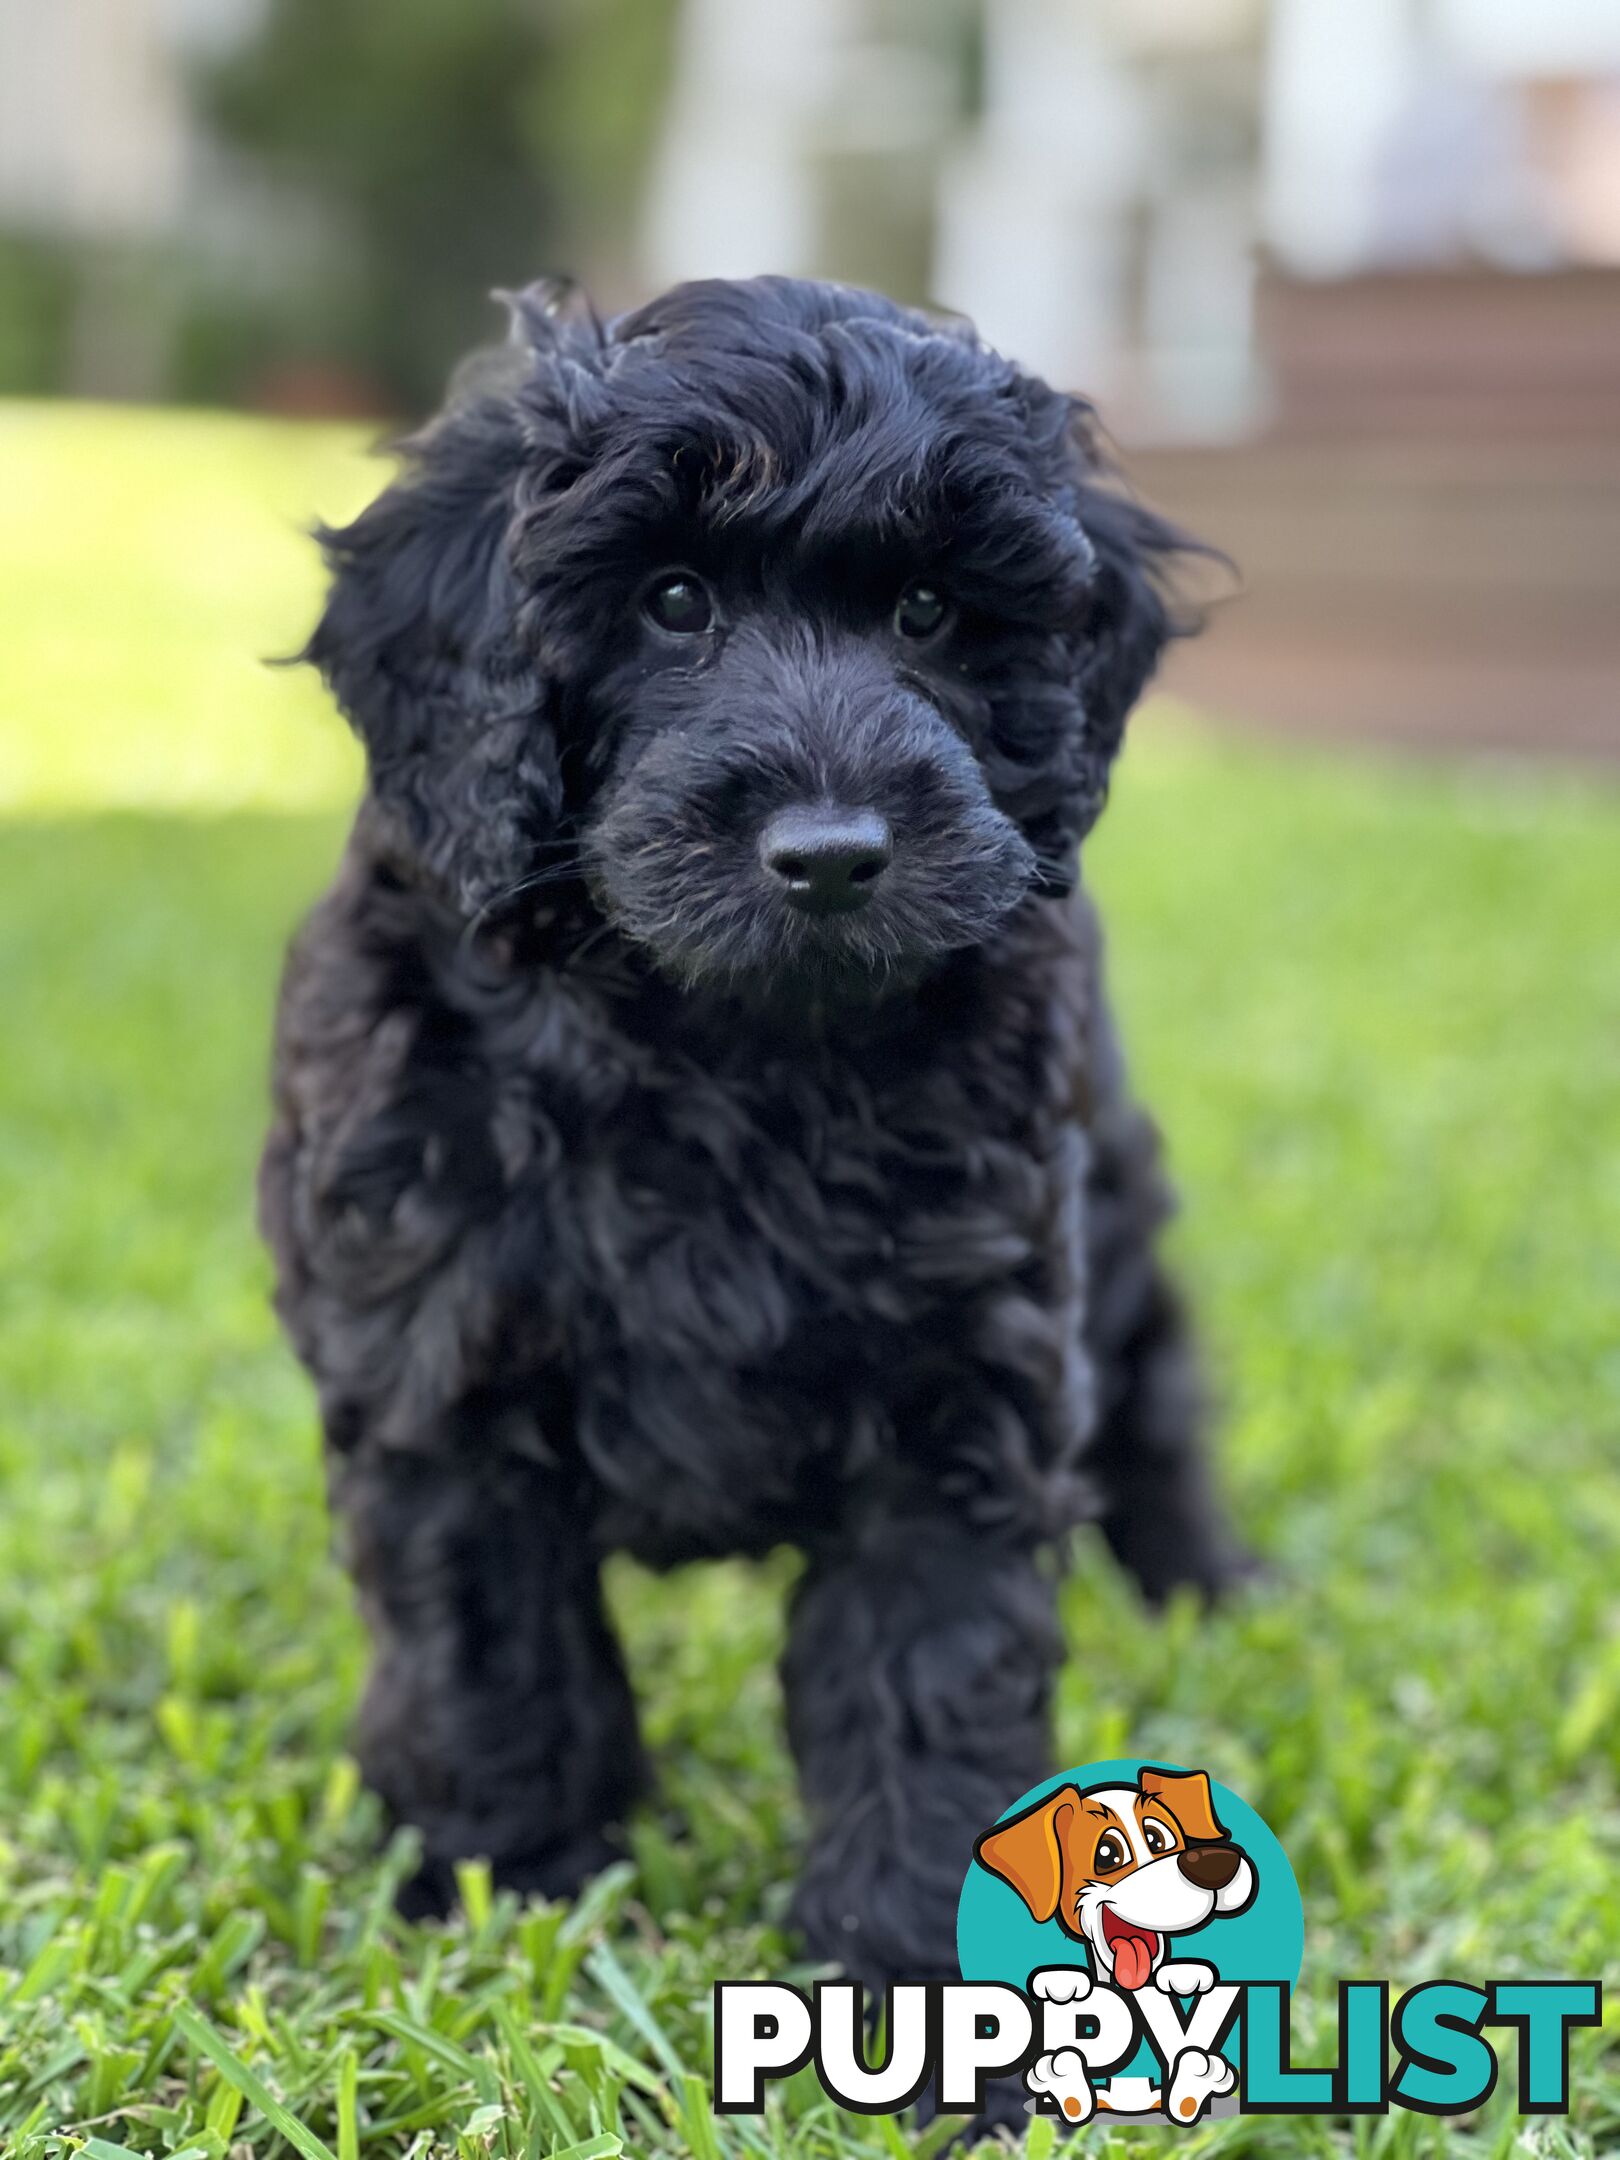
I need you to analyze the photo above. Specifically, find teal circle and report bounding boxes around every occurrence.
[956,1759,1303,2085]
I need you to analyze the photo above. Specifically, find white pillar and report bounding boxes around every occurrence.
[1263,0,1417,273]
[932,0,1146,395]
[640,0,860,288]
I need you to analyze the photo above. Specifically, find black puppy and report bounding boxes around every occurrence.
[260,275,1249,1986]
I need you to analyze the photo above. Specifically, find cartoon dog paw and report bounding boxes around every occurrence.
[1156,1960,1218,1997]
[1030,1964,1093,2005]
[1165,2046,1237,2123]
[1026,2048,1095,2125]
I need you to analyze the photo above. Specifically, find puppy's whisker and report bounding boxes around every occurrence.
[456,855,588,958]
[560,917,619,973]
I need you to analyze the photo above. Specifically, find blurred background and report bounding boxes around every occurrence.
[3,10,1620,2149]
[3,0,1619,758]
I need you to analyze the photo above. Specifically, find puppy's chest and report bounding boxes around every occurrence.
[507,989,1084,1374]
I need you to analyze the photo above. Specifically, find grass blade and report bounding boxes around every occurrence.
[584,1943,687,2083]
[173,2001,339,2160]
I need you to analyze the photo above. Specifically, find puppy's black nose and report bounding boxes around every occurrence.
[760,806,892,916]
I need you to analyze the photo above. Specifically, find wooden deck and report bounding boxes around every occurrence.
[1131,272,1620,759]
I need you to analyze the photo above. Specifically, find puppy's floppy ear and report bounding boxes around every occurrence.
[305,302,582,916]
[1139,1766,1229,1845]
[974,1784,1081,1923]
[1028,402,1209,895]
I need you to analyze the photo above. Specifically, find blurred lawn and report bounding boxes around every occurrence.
[1,404,1619,2156]
[0,402,367,810]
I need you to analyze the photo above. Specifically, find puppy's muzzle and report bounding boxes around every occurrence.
[1176,1842,1244,1891]
[759,804,892,917]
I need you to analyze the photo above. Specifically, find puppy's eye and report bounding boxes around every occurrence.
[894,582,951,640]
[1142,1819,1173,1855]
[644,572,714,636]
[1094,1833,1129,1873]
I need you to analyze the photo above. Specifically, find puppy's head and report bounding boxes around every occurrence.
[975,1768,1255,1989]
[309,276,1200,999]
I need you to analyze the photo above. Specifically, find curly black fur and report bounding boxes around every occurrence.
[260,276,1251,1994]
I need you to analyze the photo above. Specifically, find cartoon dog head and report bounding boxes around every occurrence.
[974,1767,1256,1991]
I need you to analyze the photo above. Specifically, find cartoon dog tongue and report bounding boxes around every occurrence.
[1102,1911,1158,1990]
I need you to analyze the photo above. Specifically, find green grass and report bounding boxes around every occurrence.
[0,402,367,811]
[1,404,1618,2157]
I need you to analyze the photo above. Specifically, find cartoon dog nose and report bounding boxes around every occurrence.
[1177,1844,1242,1890]
[760,806,892,916]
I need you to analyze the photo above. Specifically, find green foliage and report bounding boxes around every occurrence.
[525,0,684,256]
[199,0,679,412]
[0,407,1617,2152]
[0,237,77,396]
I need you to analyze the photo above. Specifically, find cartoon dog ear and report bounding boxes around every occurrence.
[304,292,595,917]
[973,1786,1081,1924]
[1139,1767,1230,1845]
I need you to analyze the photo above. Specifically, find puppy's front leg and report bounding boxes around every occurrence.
[334,1441,645,1918]
[781,1510,1060,1989]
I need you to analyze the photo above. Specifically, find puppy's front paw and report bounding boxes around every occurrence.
[1156,1959,1217,1997]
[1026,2048,1095,2125]
[1165,2046,1236,2123]
[397,1832,622,1924]
[1030,1963,1093,2004]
